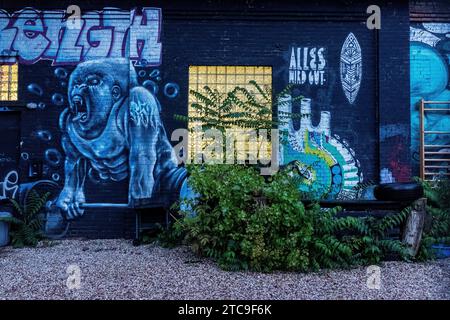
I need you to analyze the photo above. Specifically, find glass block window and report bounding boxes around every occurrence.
[188,66,273,163]
[0,63,18,101]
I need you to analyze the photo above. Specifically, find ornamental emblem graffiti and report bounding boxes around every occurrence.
[340,32,362,105]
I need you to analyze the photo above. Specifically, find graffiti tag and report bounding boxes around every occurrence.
[0,7,162,66]
[0,170,19,199]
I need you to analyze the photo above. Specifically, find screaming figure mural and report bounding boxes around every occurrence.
[56,58,185,218]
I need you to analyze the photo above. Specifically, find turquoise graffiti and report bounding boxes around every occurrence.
[278,96,362,199]
[410,23,450,173]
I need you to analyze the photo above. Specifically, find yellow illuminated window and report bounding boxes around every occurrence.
[188,65,273,163]
[0,63,18,101]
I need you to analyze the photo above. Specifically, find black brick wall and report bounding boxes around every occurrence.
[0,0,434,238]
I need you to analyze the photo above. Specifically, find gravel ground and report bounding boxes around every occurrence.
[0,239,448,300]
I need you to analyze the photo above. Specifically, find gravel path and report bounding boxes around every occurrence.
[0,239,448,300]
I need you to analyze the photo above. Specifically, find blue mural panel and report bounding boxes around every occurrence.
[410,23,450,174]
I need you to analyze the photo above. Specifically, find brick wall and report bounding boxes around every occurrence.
[0,0,413,238]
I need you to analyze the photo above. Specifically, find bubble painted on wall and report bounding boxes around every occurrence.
[164,82,180,99]
[34,130,53,142]
[143,79,159,95]
[27,83,43,97]
[54,67,68,79]
[44,148,63,167]
[51,93,65,106]
[21,152,29,161]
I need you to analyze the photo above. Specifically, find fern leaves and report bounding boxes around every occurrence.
[5,190,50,248]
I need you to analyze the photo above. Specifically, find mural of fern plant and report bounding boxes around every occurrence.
[0,190,50,248]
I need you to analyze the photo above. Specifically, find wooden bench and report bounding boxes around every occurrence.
[302,198,428,256]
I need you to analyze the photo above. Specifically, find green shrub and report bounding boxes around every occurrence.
[163,165,410,272]
[0,190,50,248]
[415,178,450,260]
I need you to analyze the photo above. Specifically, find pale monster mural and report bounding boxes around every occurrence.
[56,58,184,219]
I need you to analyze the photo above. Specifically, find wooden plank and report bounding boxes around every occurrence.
[424,173,450,175]
[402,198,427,257]
[422,100,450,104]
[420,99,425,180]
[302,200,409,210]
[424,165,450,168]
[424,131,450,134]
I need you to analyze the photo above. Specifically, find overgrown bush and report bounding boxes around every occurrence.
[163,79,413,272]
[416,178,450,260]
[163,165,411,272]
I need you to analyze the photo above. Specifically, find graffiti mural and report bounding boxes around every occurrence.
[0,7,162,66]
[0,6,188,226]
[410,23,450,172]
[54,58,185,218]
[0,170,19,200]
[278,95,362,199]
[340,32,362,105]
[288,46,327,86]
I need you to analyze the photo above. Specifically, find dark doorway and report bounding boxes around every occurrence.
[0,112,20,200]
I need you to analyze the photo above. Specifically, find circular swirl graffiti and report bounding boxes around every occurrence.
[164,82,180,99]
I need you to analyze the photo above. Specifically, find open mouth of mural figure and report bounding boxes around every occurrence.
[71,95,90,123]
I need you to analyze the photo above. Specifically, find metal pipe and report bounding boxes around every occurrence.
[80,203,129,209]
[46,201,129,211]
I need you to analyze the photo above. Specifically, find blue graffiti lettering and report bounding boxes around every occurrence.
[0,7,162,66]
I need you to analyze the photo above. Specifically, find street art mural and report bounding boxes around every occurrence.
[379,123,411,183]
[54,58,185,217]
[55,58,185,218]
[0,7,162,66]
[410,23,450,174]
[288,46,327,86]
[0,7,188,226]
[0,170,19,200]
[340,32,362,105]
[278,95,362,199]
